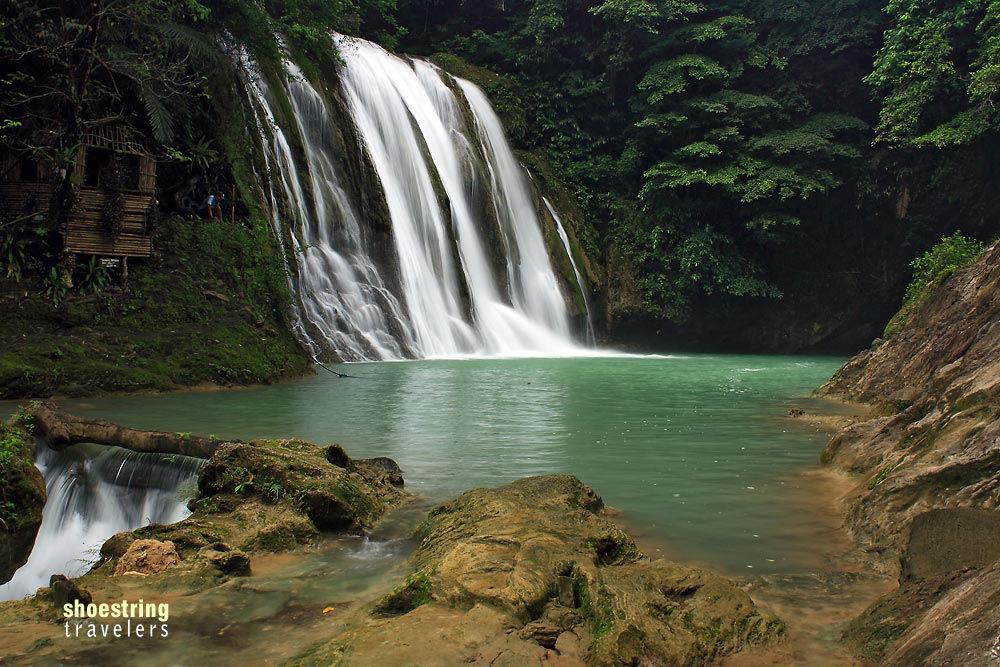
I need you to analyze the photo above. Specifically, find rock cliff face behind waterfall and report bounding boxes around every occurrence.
[818,241,1000,665]
[240,35,596,362]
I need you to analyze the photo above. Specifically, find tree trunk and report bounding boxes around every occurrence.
[28,402,231,459]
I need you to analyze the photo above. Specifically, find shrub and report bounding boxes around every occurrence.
[902,232,988,306]
[884,232,989,337]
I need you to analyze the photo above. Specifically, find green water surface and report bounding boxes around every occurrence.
[51,354,844,575]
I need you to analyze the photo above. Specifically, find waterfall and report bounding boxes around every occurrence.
[0,445,200,601]
[244,35,592,360]
[240,51,415,361]
[544,198,595,344]
[457,80,573,340]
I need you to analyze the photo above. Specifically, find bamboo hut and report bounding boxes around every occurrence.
[1,127,156,266]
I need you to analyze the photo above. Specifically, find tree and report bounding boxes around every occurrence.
[0,0,214,227]
[588,2,868,319]
[867,0,1000,147]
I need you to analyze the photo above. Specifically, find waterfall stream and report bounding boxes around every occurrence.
[246,35,593,360]
[0,445,201,600]
[544,198,596,344]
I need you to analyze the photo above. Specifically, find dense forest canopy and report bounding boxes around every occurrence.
[1,0,998,349]
[388,0,1000,343]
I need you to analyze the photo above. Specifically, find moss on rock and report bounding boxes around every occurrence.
[0,410,46,584]
[373,571,433,616]
[100,436,404,574]
[304,475,782,665]
[198,438,399,531]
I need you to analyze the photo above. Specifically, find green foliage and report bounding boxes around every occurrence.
[884,232,989,337]
[0,224,56,283]
[0,216,310,398]
[0,228,29,282]
[394,0,874,323]
[0,420,32,477]
[0,414,36,528]
[867,0,1000,147]
[75,257,111,294]
[42,267,66,306]
[903,232,988,305]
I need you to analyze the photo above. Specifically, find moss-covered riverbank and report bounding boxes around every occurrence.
[0,216,311,399]
[0,411,45,583]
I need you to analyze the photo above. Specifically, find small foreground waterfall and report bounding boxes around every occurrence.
[0,445,200,600]
[245,35,593,360]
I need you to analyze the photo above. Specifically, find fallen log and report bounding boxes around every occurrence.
[27,401,233,459]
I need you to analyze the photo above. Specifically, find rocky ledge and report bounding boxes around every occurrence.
[103,437,406,564]
[1,404,780,665]
[818,241,1000,664]
[292,475,783,666]
[1,407,406,602]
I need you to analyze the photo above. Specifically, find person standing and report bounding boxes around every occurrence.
[204,192,223,221]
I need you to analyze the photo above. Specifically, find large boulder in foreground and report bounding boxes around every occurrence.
[293,475,783,666]
[0,412,46,584]
[819,242,1000,663]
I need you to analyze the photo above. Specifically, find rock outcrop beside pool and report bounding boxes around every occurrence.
[0,412,46,585]
[819,241,1000,664]
[293,475,784,666]
[102,437,407,565]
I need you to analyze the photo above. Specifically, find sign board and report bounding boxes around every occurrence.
[100,258,121,269]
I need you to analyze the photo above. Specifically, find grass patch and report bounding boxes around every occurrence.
[0,216,310,398]
[884,232,988,338]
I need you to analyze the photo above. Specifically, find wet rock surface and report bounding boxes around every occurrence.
[294,475,783,666]
[820,242,1000,664]
[0,429,410,663]
[113,539,181,576]
[107,437,407,565]
[844,513,1000,666]
[48,575,91,609]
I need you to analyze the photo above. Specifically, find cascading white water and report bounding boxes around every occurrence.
[544,198,595,343]
[457,79,574,340]
[240,51,416,361]
[1,445,200,600]
[338,37,478,357]
[243,35,591,360]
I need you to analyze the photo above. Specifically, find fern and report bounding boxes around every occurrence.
[140,84,174,144]
[154,22,221,63]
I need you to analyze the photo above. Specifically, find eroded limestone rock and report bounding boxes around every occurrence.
[295,475,783,666]
[114,539,180,576]
[820,242,1000,663]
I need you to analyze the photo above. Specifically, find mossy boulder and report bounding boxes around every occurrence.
[101,438,404,571]
[198,438,400,531]
[0,412,46,584]
[298,475,782,665]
